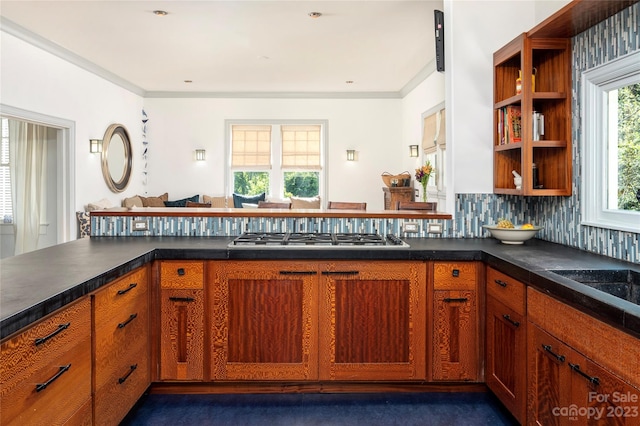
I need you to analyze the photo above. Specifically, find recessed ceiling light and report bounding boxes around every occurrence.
[346,80,354,84]
[184,80,193,84]
[308,12,322,18]
[153,10,168,16]
[257,56,270,60]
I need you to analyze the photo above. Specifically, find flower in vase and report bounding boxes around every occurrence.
[415,160,434,202]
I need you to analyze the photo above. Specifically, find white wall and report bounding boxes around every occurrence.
[0,33,145,212]
[144,98,402,210]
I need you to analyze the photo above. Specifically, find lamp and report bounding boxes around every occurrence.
[195,149,206,161]
[409,145,419,157]
[90,139,102,153]
[346,149,355,161]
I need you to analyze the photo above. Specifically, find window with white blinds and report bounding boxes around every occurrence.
[0,118,12,222]
[231,125,272,168]
[281,125,321,170]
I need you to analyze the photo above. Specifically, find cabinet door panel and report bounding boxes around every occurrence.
[432,290,478,381]
[160,289,204,380]
[319,261,426,381]
[209,261,318,380]
[486,296,526,424]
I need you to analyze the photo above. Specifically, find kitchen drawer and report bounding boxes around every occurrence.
[94,342,150,425]
[160,260,204,289]
[433,261,478,290]
[0,298,92,426]
[486,267,525,314]
[94,267,148,326]
[94,296,148,389]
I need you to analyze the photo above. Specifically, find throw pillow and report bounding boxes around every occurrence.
[164,194,199,207]
[232,192,266,208]
[76,211,91,238]
[185,201,212,208]
[139,192,168,207]
[203,195,228,208]
[86,198,112,211]
[290,196,321,209]
[122,195,143,208]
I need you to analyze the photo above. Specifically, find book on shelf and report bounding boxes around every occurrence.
[497,106,521,145]
[532,111,544,141]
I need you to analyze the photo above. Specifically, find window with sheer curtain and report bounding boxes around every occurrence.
[0,119,11,223]
[228,122,325,199]
[421,107,446,192]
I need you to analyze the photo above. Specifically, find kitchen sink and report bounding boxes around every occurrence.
[549,269,640,305]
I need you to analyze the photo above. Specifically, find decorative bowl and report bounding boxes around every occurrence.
[483,225,542,245]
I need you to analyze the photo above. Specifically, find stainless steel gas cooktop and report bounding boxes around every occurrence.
[228,232,409,249]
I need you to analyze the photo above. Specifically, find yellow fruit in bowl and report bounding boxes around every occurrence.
[522,223,535,229]
[496,218,514,229]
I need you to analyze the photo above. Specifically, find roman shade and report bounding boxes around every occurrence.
[280,125,321,170]
[231,125,272,168]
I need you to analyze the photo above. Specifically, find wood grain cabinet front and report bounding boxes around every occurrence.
[485,267,527,424]
[93,266,150,425]
[318,261,427,381]
[209,260,319,381]
[159,261,205,381]
[0,297,92,426]
[430,261,482,382]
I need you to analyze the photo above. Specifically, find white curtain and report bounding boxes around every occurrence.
[9,120,47,255]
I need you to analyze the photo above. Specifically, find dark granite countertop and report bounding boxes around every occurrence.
[1,236,639,340]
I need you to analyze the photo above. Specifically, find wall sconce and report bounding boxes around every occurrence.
[89,139,103,153]
[346,149,355,161]
[195,149,206,161]
[409,145,419,157]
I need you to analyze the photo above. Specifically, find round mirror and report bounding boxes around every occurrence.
[101,124,132,193]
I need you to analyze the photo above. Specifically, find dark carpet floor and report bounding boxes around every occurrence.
[121,392,519,425]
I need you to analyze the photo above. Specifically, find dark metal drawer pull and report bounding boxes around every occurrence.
[36,364,71,392]
[117,283,137,295]
[169,297,195,302]
[321,271,359,276]
[34,322,70,346]
[279,271,318,275]
[444,297,468,303]
[569,363,600,386]
[452,269,460,277]
[118,313,138,329]
[502,314,520,327]
[177,268,185,276]
[118,364,138,384]
[494,279,508,287]
[542,344,565,362]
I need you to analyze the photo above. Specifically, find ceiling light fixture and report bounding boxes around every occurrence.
[346,80,354,84]
[153,10,168,16]
[184,80,193,84]
[308,12,322,18]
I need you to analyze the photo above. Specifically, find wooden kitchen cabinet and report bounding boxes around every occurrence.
[93,266,150,425]
[430,261,482,382]
[0,297,92,426]
[159,261,205,381]
[493,33,572,196]
[318,261,426,380]
[527,287,640,425]
[485,267,527,424]
[208,260,319,380]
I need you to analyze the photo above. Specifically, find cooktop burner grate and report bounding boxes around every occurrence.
[230,232,409,248]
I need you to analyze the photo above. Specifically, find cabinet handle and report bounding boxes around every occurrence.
[494,279,508,287]
[117,313,138,329]
[35,364,71,392]
[452,269,460,277]
[34,322,70,346]
[279,271,318,275]
[542,344,565,362]
[177,268,185,276]
[502,314,520,327]
[169,297,195,302]
[443,297,468,303]
[118,364,138,384]
[321,271,359,275]
[117,283,137,295]
[569,363,600,386]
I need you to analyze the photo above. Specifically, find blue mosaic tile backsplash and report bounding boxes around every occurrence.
[92,3,639,264]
